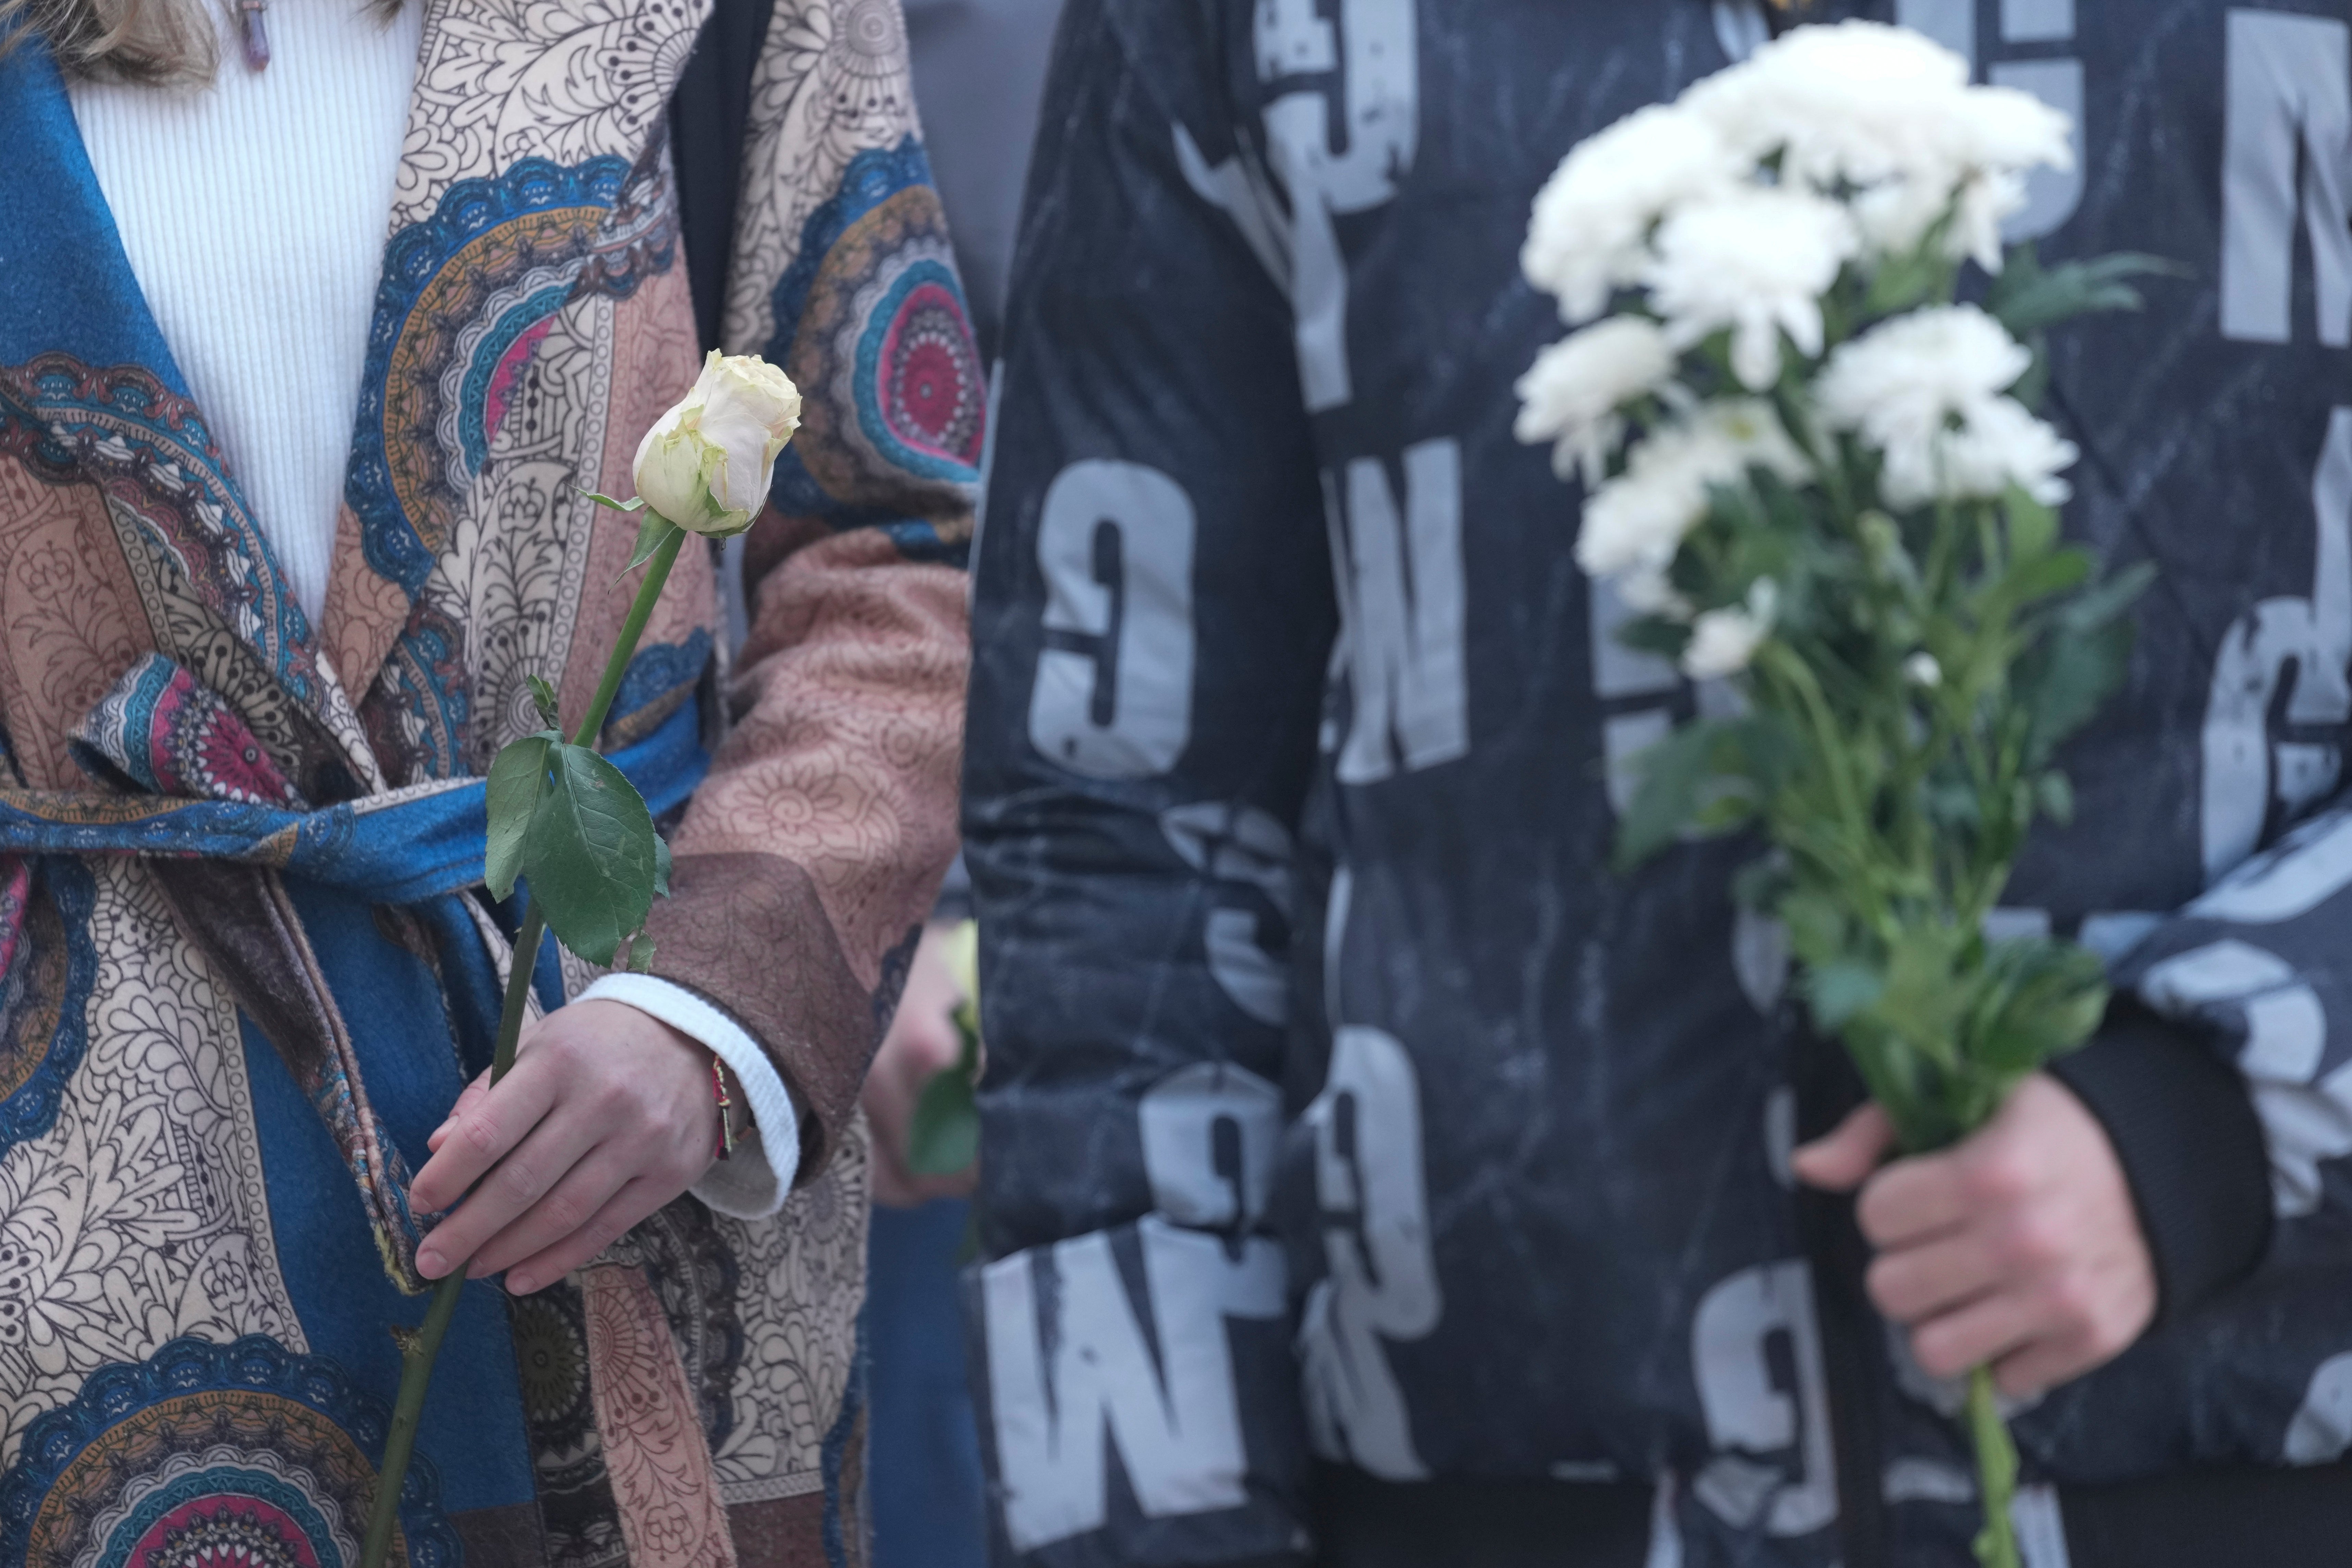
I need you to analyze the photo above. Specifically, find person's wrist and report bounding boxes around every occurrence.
[2049,999,2274,1324]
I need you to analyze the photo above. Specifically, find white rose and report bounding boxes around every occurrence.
[632,350,803,537]
[1682,580,1779,681]
[1905,652,1944,688]
[1514,317,1679,484]
[1646,186,1858,390]
[1521,104,1744,323]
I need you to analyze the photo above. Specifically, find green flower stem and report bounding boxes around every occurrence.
[357,904,543,1568]
[1967,1363,2023,1568]
[571,520,687,748]
[359,517,686,1568]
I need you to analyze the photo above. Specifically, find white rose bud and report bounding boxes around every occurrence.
[631,350,803,538]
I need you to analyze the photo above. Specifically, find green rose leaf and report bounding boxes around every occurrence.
[522,741,661,966]
[625,512,682,575]
[653,834,672,898]
[484,732,554,901]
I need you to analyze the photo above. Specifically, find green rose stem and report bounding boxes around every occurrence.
[359,518,689,1568]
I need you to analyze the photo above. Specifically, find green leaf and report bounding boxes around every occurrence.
[1865,241,1955,318]
[907,1020,982,1178]
[2002,545,2092,607]
[1613,719,1741,872]
[484,733,553,901]
[625,512,682,575]
[2016,569,2153,766]
[1615,615,1690,661]
[522,741,661,966]
[2036,771,2076,826]
[1730,855,1784,912]
[626,934,658,974]
[2060,559,2158,635]
[1805,958,1885,1033]
[2004,485,2058,563]
[1968,937,2109,1075]
[577,489,648,514]
[526,674,562,730]
[1988,250,2184,337]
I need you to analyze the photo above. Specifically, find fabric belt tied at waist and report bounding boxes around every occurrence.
[0,653,709,1289]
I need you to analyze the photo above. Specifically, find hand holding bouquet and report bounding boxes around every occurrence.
[1516,24,2162,1567]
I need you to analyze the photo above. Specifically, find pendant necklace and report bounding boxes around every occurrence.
[233,0,270,70]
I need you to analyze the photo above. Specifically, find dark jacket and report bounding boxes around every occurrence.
[962,1,2352,1563]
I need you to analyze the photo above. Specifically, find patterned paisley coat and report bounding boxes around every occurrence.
[0,1,977,1564]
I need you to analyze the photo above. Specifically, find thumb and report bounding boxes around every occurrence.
[427,1068,494,1153]
[1790,1102,1897,1193]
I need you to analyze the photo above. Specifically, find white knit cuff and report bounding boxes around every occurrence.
[576,973,800,1219]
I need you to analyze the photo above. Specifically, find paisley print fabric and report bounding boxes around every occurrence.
[0,0,972,1561]
[0,1336,460,1568]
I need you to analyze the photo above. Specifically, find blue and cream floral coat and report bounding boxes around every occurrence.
[0,2,978,1563]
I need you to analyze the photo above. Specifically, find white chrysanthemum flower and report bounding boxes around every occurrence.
[1813,305,2070,506]
[1579,460,1705,582]
[1684,21,1971,184]
[1522,104,1745,323]
[1814,304,2031,456]
[1683,579,1779,680]
[1904,652,1943,688]
[1852,167,2031,274]
[1684,22,2069,277]
[1619,565,1692,620]
[1929,396,2079,507]
[1514,318,1679,483]
[1944,83,2075,181]
[1647,187,1858,389]
[1576,400,1811,580]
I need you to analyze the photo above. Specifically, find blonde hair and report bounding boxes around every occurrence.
[1,0,398,85]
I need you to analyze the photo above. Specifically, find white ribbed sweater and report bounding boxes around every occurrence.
[68,0,422,624]
[64,11,797,1217]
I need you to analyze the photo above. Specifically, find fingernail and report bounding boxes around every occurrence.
[416,1247,445,1278]
[506,1274,534,1295]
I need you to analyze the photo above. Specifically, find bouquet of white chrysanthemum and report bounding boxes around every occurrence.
[1517,23,2167,1568]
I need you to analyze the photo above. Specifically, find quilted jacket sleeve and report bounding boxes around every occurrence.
[960,2,1335,1562]
[2096,800,2352,1291]
[638,0,975,1191]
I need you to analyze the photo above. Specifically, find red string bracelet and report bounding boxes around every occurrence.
[711,1056,736,1162]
